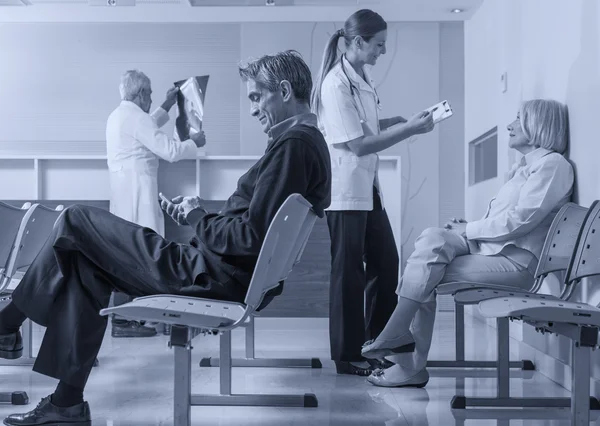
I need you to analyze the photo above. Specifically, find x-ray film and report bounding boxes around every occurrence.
[173,75,209,142]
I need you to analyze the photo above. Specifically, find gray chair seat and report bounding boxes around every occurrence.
[454,288,559,305]
[102,295,248,330]
[479,296,600,326]
[437,281,521,296]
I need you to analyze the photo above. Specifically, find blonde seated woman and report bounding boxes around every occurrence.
[361,99,574,387]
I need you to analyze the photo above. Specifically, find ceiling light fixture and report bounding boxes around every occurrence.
[450,8,464,13]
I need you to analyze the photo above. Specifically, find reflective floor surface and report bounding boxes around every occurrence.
[0,311,597,425]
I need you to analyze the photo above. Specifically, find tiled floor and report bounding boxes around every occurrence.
[0,312,597,425]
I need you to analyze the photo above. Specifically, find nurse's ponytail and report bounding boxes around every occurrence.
[311,9,387,118]
[311,30,344,118]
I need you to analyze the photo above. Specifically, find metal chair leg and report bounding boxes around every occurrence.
[571,331,592,425]
[199,317,322,369]
[193,330,318,408]
[171,325,191,426]
[427,303,534,370]
[451,320,600,411]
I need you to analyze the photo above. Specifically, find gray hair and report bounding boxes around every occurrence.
[119,70,151,101]
[238,50,312,103]
[520,99,569,154]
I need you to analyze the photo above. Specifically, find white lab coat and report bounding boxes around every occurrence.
[317,56,383,211]
[106,101,197,237]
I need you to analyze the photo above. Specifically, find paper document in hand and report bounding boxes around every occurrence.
[173,75,209,142]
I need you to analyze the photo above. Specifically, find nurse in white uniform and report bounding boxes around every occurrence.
[106,69,205,337]
[311,9,435,376]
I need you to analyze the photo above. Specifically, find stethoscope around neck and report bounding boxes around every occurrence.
[340,54,382,124]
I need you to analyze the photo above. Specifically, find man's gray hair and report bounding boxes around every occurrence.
[119,70,151,101]
[520,99,569,154]
[238,50,312,104]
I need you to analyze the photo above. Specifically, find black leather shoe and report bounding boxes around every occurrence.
[0,331,22,360]
[3,396,91,425]
[368,358,395,370]
[111,320,157,338]
[334,361,373,377]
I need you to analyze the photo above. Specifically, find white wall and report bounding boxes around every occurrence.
[438,22,465,225]
[464,0,600,391]
[0,21,465,267]
[0,23,242,155]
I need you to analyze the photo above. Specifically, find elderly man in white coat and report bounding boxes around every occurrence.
[106,69,205,338]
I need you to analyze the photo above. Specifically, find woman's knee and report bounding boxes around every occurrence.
[415,227,447,248]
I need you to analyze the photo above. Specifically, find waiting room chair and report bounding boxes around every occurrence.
[199,215,322,370]
[0,201,36,406]
[428,204,588,372]
[101,194,319,426]
[478,199,600,425]
[0,202,34,292]
[448,202,600,411]
[0,203,67,367]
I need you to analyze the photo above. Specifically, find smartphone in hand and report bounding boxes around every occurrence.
[159,193,170,205]
[426,100,453,124]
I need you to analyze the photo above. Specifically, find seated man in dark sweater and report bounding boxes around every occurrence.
[0,50,331,426]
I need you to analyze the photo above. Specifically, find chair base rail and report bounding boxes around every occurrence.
[191,393,318,407]
[426,360,534,370]
[0,392,29,405]
[451,395,600,410]
[199,356,322,369]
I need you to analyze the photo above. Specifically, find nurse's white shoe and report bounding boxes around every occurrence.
[361,331,415,359]
[367,365,429,388]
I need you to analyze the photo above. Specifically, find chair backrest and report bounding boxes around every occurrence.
[284,211,318,276]
[566,200,600,292]
[243,194,316,311]
[3,204,64,278]
[0,201,33,270]
[535,202,589,280]
[0,202,37,289]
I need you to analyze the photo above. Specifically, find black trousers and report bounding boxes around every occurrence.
[11,205,246,389]
[326,189,399,362]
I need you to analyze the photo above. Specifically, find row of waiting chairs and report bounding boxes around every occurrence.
[0,201,66,406]
[4,195,600,425]
[437,200,600,425]
[104,196,600,426]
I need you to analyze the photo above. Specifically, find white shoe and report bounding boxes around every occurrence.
[367,366,429,388]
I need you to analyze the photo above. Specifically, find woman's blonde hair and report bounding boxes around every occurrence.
[520,99,569,154]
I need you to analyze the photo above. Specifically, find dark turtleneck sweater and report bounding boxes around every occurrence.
[185,112,331,288]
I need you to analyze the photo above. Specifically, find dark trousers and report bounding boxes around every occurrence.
[11,205,245,389]
[111,292,133,324]
[326,189,399,362]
